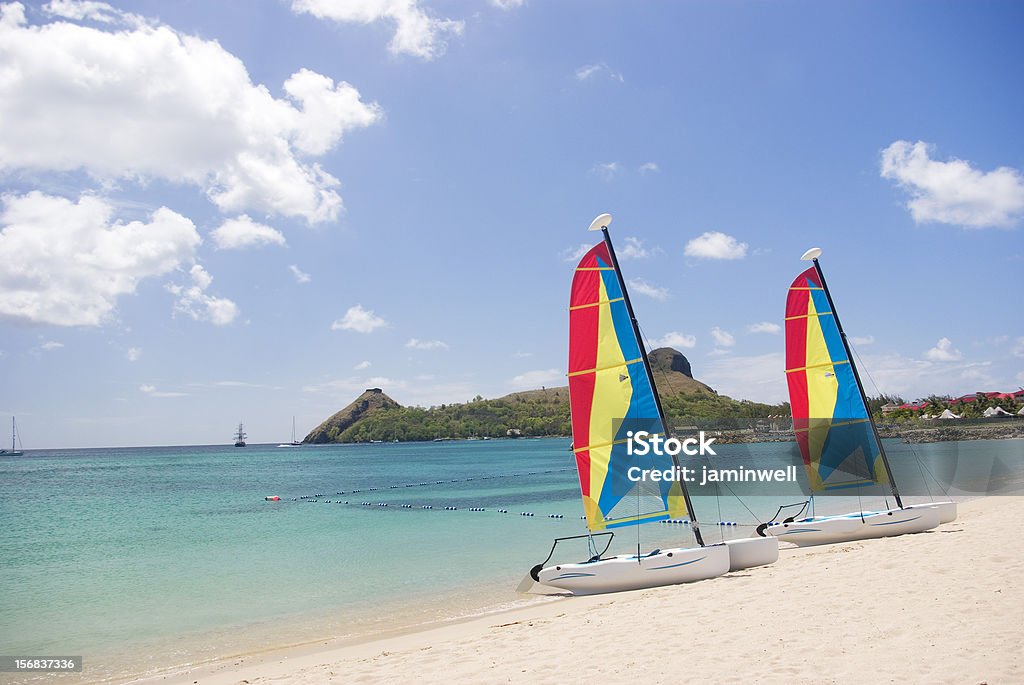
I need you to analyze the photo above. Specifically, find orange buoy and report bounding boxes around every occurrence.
[265,496,280,501]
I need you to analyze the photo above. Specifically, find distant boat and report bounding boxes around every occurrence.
[233,423,247,447]
[755,248,955,546]
[1,416,23,456]
[277,417,301,448]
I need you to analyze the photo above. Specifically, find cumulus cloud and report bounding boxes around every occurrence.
[331,304,387,333]
[711,327,736,347]
[880,140,1024,228]
[638,162,660,174]
[0,192,200,326]
[490,0,524,8]
[43,0,139,24]
[211,215,285,250]
[167,264,239,325]
[747,321,781,335]
[291,0,464,60]
[618,236,650,259]
[0,6,382,223]
[684,232,748,260]
[126,347,142,361]
[562,243,592,263]
[626,278,669,300]
[850,334,875,346]
[924,337,963,362]
[40,340,64,351]
[701,353,787,404]
[289,265,312,284]
[406,338,448,350]
[650,332,697,349]
[509,368,563,388]
[353,360,371,370]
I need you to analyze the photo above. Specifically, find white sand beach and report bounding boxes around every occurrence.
[143,496,1022,685]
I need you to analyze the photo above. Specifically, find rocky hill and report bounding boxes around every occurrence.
[304,388,401,443]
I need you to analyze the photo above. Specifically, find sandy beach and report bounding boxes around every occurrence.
[134,496,1022,685]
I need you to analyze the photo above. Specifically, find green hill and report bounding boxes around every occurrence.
[304,349,789,444]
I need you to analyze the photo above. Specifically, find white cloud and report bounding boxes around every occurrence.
[43,0,137,24]
[590,161,621,182]
[562,243,592,263]
[1012,337,1024,358]
[747,321,781,335]
[701,352,786,404]
[627,278,669,301]
[618,236,650,260]
[924,337,963,362]
[684,232,748,260]
[167,264,239,326]
[490,0,524,8]
[211,216,285,250]
[574,62,624,83]
[40,340,64,351]
[0,192,200,326]
[650,332,697,349]
[406,338,449,350]
[353,360,371,370]
[711,327,736,347]
[0,7,382,223]
[850,334,875,346]
[126,347,142,361]
[512,351,532,358]
[289,264,312,284]
[638,162,659,174]
[509,368,563,388]
[291,0,464,60]
[331,304,387,333]
[880,140,1024,228]
[858,352,996,400]
[139,383,187,398]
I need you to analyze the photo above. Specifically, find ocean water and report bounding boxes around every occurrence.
[1,437,1019,683]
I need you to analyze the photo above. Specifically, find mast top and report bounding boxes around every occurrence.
[588,213,613,232]
[801,247,823,261]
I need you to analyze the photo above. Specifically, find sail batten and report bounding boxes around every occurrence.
[569,241,687,531]
[786,266,886,491]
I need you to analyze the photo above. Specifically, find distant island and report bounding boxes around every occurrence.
[303,348,788,444]
[303,348,1024,445]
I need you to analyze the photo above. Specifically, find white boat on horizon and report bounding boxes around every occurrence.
[1,416,24,456]
[277,417,301,448]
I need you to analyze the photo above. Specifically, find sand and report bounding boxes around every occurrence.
[140,496,1022,684]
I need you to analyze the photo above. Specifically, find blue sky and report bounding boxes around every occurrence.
[1,0,1022,448]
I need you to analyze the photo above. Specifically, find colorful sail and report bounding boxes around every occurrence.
[568,241,687,531]
[785,266,886,491]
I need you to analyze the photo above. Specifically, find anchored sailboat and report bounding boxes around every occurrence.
[1,416,24,456]
[277,417,301,448]
[233,423,247,448]
[525,214,776,595]
[757,248,955,546]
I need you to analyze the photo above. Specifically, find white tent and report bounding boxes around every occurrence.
[983,406,1012,418]
[936,409,962,420]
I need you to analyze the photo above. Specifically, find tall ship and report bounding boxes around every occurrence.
[233,423,247,447]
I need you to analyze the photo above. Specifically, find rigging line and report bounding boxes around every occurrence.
[713,479,766,524]
[849,341,951,500]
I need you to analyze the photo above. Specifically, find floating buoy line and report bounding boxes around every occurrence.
[262,466,745,527]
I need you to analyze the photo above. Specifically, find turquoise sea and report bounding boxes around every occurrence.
[2,437,1020,683]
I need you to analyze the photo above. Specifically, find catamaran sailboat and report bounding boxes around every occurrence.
[525,214,776,595]
[756,248,955,546]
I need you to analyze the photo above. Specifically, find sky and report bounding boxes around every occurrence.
[1,0,1022,448]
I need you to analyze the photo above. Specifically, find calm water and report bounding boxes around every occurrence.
[1,437,1020,683]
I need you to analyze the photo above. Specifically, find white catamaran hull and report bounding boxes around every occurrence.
[724,536,779,571]
[762,505,942,547]
[536,544,730,595]
[903,500,957,523]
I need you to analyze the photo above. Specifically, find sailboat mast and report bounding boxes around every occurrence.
[810,258,903,508]
[599,227,706,546]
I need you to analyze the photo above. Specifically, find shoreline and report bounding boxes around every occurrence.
[132,495,1022,685]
